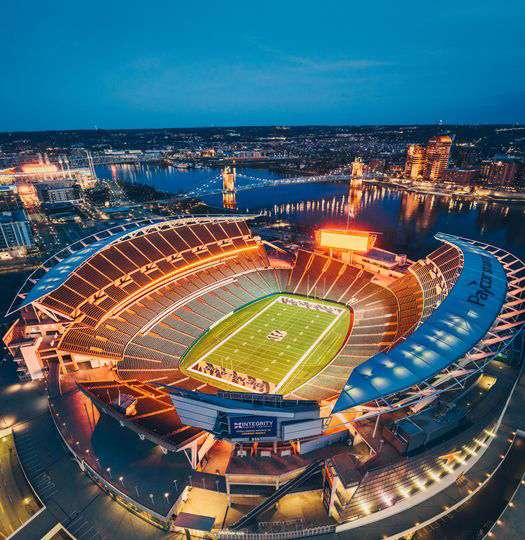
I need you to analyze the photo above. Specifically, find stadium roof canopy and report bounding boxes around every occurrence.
[332,233,508,413]
[11,214,256,314]
[19,224,148,310]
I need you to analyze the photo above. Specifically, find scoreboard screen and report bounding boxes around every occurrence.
[317,229,373,252]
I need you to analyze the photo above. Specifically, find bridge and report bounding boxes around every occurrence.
[1,150,381,201]
[184,170,367,199]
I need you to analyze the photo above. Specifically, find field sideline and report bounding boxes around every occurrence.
[180,293,352,395]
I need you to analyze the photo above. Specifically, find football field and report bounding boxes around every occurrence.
[180,293,351,395]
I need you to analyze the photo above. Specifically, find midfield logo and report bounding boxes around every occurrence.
[267,329,287,342]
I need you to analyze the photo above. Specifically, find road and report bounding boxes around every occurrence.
[0,364,179,540]
[0,432,42,539]
[414,435,525,539]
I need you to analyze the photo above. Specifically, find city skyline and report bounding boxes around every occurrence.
[1,3,524,539]
[2,0,525,131]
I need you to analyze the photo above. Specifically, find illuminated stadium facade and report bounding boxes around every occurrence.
[4,215,525,534]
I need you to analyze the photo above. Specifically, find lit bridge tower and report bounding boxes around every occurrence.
[222,163,237,209]
[346,158,365,224]
[350,157,364,188]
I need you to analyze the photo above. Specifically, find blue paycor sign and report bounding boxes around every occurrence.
[229,415,278,439]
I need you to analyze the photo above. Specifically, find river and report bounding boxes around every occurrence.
[1,163,523,321]
[97,163,525,262]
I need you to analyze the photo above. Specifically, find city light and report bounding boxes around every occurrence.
[428,470,441,483]
[414,478,427,491]
[381,493,394,507]
[360,501,372,515]
[0,100,523,540]
[20,163,59,174]
[398,487,411,499]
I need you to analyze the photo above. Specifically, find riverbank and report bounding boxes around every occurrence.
[366,177,525,202]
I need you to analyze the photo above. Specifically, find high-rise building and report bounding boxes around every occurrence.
[424,135,452,181]
[404,144,425,179]
[404,136,453,181]
[479,159,520,187]
[36,181,82,204]
[0,185,22,208]
[0,209,33,257]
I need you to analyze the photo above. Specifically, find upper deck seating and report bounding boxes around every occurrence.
[387,273,424,345]
[54,227,449,405]
[40,219,259,322]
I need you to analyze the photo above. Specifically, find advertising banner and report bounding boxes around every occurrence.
[229,415,277,439]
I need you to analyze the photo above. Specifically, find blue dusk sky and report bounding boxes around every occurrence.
[1,0,524,131]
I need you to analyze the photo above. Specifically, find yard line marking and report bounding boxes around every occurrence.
[274,308,345,393]
[188,295,281,368]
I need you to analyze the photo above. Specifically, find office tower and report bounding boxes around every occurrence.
[479,159,519,186]
[456,144,479,168]
[404,144,425,179]
[0,209,33,255]
[404,136,453,181]
[0,185,21,208]
[36,181,83,204]
[424,135,452,181]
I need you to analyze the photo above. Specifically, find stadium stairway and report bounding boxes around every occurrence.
[230,458,324,531]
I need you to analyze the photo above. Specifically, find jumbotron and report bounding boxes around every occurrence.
[4,215,525,535]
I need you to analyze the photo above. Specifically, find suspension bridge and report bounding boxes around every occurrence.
[1,150,380,201]
[184,169,367,199]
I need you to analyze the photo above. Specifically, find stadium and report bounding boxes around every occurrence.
[4,215,525,536]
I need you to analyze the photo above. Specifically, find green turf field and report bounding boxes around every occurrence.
[180,293,351,396]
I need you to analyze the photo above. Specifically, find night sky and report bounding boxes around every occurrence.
[2,0,524,131]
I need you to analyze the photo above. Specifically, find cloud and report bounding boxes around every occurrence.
[282,55,393,73]
[247,40,393,74]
